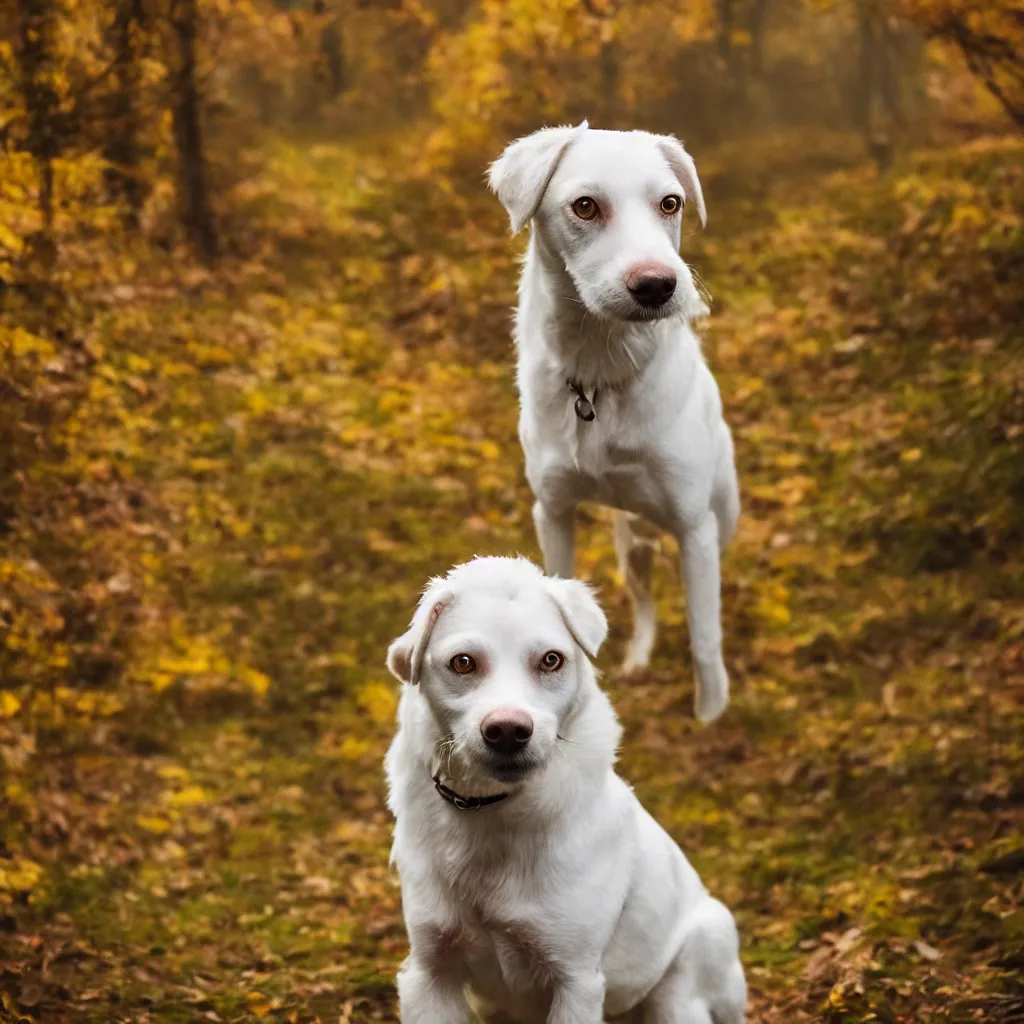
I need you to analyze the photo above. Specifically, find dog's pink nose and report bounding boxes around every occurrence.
[624,262,676,308]
[480,707,534,755]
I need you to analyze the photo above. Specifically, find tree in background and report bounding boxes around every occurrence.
[902,0,1023,127]
[2,0,113,281]
[167,0,218,261]
[8,0,65,251]
[104,0,152,230]
[851,0,909,166]
[313,0,348,99]
[1,0,1019,278]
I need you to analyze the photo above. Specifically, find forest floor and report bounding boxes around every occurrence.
[1,127,1022,1024]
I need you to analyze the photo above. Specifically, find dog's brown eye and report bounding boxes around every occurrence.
[539,651,564,673]
[449,654,476,675]
[572,196,598,221]
[660,195,682,215]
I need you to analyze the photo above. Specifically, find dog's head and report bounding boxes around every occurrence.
[489,123,707,323]
[386,557,607,787]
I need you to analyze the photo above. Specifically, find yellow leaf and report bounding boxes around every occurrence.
[9,327,55,358]
[247,390,271,415]
[357,681,398,725]
[0,692,21,718]
[0,857,43,892]
[0,223,23,252]
[241,667,271,697]
[378,389,406,414]
[754,583,792,627]
[339,736,371,762]
[248,993,272,1018]
[900,447,923,463]
[827,983,847,1008]
[157,765,190,781]
[188,457,228,474]
[151,672,176,693]
[2,990,33,1021]
[168,785,209,808]
[136,815,172,835]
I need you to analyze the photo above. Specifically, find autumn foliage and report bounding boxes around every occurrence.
[1,1,1022,1022]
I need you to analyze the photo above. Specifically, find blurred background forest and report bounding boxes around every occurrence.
[1,0,1022,1022]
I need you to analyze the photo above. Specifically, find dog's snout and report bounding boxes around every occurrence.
[480,707,534,755]
[625,263,677,308]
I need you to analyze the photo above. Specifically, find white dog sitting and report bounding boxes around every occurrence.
[385,556,746,1024]
[488,123,740,723]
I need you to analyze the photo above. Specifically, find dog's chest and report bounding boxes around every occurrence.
[456,910,558,1019]
[435,850,561,1009]
[530,406,677,528]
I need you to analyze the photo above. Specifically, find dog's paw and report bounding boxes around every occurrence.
[695,660,730,723]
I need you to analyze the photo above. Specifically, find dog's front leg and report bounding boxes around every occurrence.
[679,513,729,723]
[533,500,575,578]
[397,954,471,1024]
[547,969,606,1024]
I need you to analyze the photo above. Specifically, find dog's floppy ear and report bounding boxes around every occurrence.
[488,121,588,234]
[386,583,455,685]
[544,577,608,660]
[656,136,707,229]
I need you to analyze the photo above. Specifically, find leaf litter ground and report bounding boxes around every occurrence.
[1,132,1022,1023]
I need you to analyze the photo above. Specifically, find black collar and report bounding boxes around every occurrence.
[567,378,597,422]
[432,773,510,811]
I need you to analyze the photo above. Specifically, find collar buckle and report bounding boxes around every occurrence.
[567,379,597,422]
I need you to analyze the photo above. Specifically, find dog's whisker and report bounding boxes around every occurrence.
[624,340,640,374]
[692,275,712,301]
[689,267,714,306]
[576,309,591,348]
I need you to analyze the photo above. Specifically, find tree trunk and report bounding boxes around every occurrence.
[877,16,905,129]
[945,17,1024,130]
[105,0,148,230]
[716,0,745,126]
[717,0,734,68]
[855,0,876,145]
[319,16,347,99]
[748,0,769,79]
[15,0,61,240]
[170,0,217,261]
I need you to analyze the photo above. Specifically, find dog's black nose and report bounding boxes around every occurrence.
[627,273,677,308]
[481,708,534,755]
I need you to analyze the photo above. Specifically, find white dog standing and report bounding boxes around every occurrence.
[488,122,740,723]
[386,556,747,1024]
